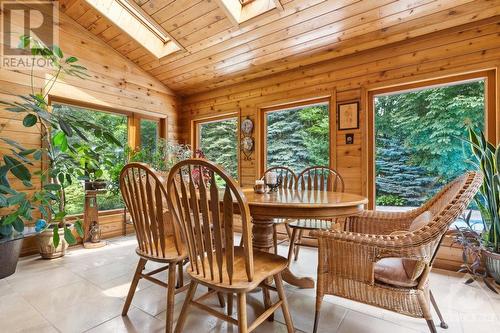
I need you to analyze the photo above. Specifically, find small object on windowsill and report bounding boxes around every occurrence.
[254,180,266,194]
[266,174,282,192]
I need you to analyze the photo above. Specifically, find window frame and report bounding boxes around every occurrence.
[259,97,333,175]
[367,70,496,210]
[192,113,241,182]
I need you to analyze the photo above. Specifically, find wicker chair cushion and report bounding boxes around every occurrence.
[377,211,433,286]
[374,258,418,287]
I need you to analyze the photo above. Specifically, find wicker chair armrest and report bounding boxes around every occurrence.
[313,229,438,284]
[346,209,422,234]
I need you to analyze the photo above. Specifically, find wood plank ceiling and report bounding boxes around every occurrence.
[59,0,500,96]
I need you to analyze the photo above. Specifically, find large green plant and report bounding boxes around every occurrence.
[468,128,500,253]
[0,36,119,247]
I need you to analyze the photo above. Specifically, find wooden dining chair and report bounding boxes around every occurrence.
[311,172,482,333]
[119,163,189,333]
[166,159,294,333]
[262,166,297,254]
[288,166,345,261]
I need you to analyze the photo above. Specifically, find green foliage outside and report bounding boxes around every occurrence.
[375,81,485,206]
[266,104,329,174]
[199,119,238,179]
[52,105,128,215]
[140,119,159,154]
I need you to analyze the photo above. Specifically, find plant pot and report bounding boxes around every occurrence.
[0,234,23,279]
[84,180,107,191]
[36,225,71,259]
[483,249,500,284]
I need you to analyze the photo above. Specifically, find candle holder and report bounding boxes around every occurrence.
[266,175,282,192]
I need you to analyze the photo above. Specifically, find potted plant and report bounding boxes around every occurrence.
[0,36,120,261]
[455,128,500,287]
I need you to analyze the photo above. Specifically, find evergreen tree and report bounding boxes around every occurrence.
[376,136,438,206]
[199,119,238,179]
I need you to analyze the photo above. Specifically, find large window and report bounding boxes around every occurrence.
[373,79,485,211]
[196,117,238,179]
[264,101,330,174]
[52,104,128,214]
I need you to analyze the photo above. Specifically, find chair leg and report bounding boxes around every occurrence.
[430,290,448,329]
[122,258,147,316]
[174,281,198,333]
[228,293,233,316]
[417,291,437,333]
[217,291,226,308]
[165,264,177,333]
[176,261,184,288]
[273,224,278,255]
[237,293,248,333]
[287,228,298,266]
[262,284,273,321]
[294,229,303,261]
[274,273,294,333]
[285,224,292,239]
[425,320,438,333]
[313,294,324,333]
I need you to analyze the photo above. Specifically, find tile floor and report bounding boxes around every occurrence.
[1,235,499,333]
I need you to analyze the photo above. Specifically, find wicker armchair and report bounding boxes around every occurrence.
[311,172,483,333]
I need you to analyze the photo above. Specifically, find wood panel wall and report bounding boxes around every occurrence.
[0,8,179,255]
[181,16,500,270]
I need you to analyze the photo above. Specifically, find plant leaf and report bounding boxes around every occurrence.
[53,225,60,248]
[64,226,76,245]
[22,114,38,127]
[43,183,61,191]
[12,217,24,232]
[74,219,84,238]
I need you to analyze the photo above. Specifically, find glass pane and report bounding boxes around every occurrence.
[374,80,485,217]
[52,104,128,214]
[140,119,159,153]
[198,118,238,179]
[266,102,329,174]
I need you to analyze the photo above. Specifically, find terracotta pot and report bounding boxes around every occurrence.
[36,225,71,259]
[483,249,500,284]
[0,234,23,279]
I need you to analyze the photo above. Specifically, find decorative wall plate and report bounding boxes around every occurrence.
[241,117,254,135]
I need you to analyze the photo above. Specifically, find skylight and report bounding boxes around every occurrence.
[217,0,278,25]
[85,0,181,59]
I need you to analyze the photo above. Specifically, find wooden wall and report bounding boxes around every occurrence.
[181,16,500,270]
[0,7,179,255]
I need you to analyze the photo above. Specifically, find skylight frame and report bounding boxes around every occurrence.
[85,0,182,59]
[217,0,280,25]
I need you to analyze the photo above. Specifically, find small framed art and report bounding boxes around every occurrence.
[337,101,359,130]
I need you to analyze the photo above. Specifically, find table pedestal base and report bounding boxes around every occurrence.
[252,216,315,289]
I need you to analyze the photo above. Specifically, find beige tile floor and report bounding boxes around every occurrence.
[1,235,499,333]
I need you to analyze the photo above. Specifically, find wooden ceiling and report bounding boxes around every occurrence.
[59,0,500,96]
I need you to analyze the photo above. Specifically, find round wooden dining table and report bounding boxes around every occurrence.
[241,188,368,289]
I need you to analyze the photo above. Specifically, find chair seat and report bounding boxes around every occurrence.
[136,235,187,263]
[188,247,288,292]
[374,258,418,288]
[289,219,332,230]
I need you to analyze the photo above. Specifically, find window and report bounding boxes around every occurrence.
[264,101,330,174]
[196,117,239,180]
[140,119,159,153]
[373,79,485,216]
[51,104,128,214]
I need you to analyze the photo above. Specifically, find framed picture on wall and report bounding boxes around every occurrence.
[337,101,359,130]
